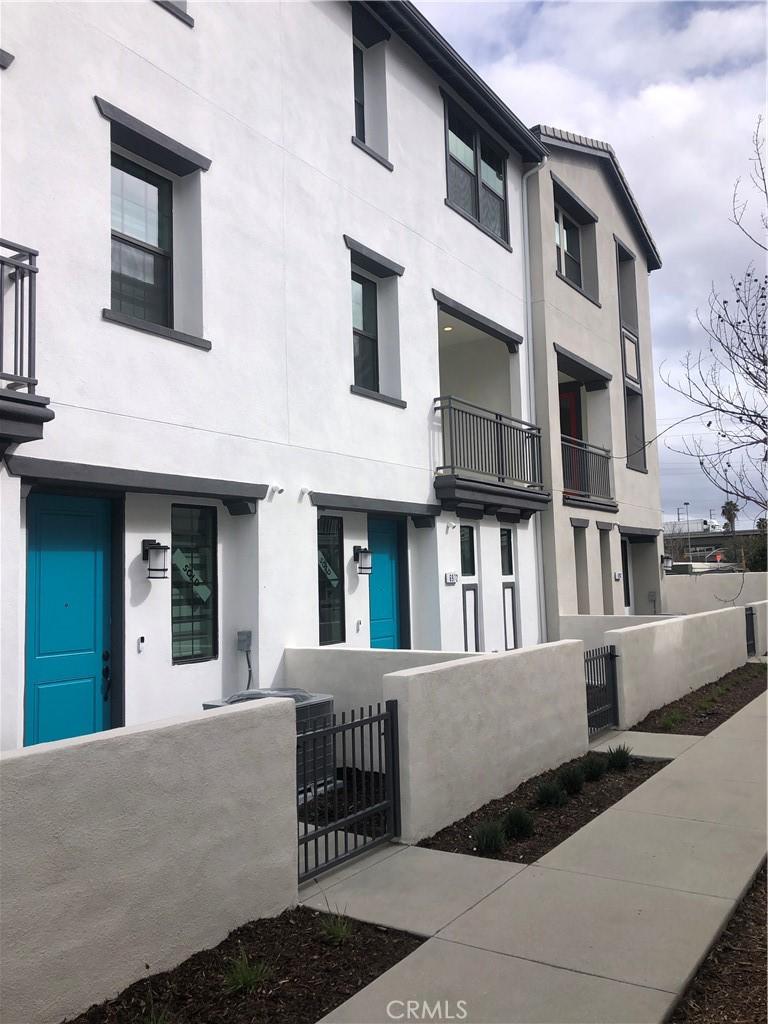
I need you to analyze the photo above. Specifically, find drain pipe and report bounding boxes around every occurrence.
[521,154,549,644]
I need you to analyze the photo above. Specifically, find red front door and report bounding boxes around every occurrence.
[559,384,582,440]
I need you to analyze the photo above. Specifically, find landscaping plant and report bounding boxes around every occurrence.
[658,709,685,732]
[319,911,355,945]
[501,807,534,840]
[536,780,567,807]
[606,744,632,771]
[583,753,608,781]
[558,764,585,795]
[223,948,273,994]
[473,819,506,855]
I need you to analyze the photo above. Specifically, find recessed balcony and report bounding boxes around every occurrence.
[561,435,617,512]
[0,239,53,451]
[433,395,550,520]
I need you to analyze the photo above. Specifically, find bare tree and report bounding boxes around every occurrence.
[662,117,767,511]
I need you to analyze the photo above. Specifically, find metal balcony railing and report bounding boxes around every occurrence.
[561,435,613,501]
[1,239,38,394]
[435,395,544,489]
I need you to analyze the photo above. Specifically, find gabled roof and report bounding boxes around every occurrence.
[360,2,547,163]
[531,125,662,271]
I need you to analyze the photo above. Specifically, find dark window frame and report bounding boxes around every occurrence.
[500,527,514,577]
[353,41,366,143]
[460,524,476,577]
[444,98,509,245]
[616,239,647,471]
[351,269,380,393]
[318,514,346,646]
[110,151,174,329]
[171,503,219,665]
[555,203,582,288]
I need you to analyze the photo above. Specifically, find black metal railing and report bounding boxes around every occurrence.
[1,239,38,394]
[562,435,613,501]
[585,645,619,736]
[435,395,543,489]
[296,701,400,882]
[745,606,756,657]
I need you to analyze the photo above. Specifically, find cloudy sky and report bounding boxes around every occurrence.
[418,0,765,526]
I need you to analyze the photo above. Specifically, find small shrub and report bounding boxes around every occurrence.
[658,710,684,732]
[583,754,607,781]
[559,764,585,795]
[606,744,632,771]
[697,698,716,714]
[319,911,355,946]
[223,949,273,994]
[502,807,534,840]
[473,819,506,855]
[537,780,567,807]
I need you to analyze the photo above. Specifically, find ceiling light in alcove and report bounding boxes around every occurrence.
[443,325,453,331]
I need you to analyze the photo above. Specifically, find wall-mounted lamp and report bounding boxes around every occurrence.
[660,553,673,573]
[353,546,372,575]
[142,539,170,580]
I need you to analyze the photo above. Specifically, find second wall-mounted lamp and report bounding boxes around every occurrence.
[142,539,170,580]
[353,546,372,575]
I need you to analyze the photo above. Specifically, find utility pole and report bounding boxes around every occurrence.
[684,501,692,564]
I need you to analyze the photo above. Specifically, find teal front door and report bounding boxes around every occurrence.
[368,517,400,649]
[25,494,112,746]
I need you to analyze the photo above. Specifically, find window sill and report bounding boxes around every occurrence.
[173,655,218,666]
[555,270,601,308]
[444,199,512,253]
[102,308,211,351]
[625,463,649,474]
[350,384,407,409]
[351,136,394,172]
[153,0,194,27]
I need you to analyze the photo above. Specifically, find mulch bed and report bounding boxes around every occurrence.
[65,905,423,1024]
[631,661,766,737]
[672,865,767,1023]
[418,750,666,863]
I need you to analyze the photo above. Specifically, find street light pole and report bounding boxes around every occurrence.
[684,501,692,564]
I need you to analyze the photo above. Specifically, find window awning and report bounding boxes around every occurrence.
[309,491,440,523]
[95,97,211,177]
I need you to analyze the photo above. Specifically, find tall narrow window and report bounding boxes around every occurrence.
[351,272,379,392]
[353,44,366,142]
[445,101,508,243]
[460,525,475,576]
[111,153,173,327]
[172,505,217,663]
[555,205,582,288]
[500,528,514,577]
[318,516,345,645]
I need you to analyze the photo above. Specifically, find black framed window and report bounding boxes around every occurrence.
[171,505,218,664]
[445,101,508,242]
[318,516,345,645]
[111,153,173,327]
[500,528,514,576]
[353,44,366,142]
[351,271,379,392]
[460,525,475,576]
[555,204,582,288]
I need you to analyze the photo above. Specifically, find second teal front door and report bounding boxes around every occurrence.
[368,517,400,649]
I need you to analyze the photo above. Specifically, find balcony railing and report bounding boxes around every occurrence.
[435,395,544,489]
[561,435,613,501]
[1,239,38,394]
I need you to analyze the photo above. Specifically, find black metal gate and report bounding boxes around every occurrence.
[746,606,756,657]
[296,700,400,882]
[585,645,619,736]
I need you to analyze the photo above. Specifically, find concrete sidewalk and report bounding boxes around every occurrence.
[311,692,766,1024]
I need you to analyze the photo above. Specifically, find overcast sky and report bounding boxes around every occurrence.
[418,0,766,527]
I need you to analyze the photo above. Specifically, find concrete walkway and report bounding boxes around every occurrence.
[591,728,702,760]
[306,692,766,1024]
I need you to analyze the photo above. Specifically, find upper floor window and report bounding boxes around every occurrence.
[111,154,173,328]
[350,6,390,166]
[445,101,508,244]
[351,271,379,393]
[353,44,366,142]
[555,205,581,288]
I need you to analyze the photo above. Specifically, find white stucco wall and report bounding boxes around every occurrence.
[559,613,676,650]
[606,607,748,728]
[0,698,298,1024]
[662,572,767,614]
[382,640,588,842]
[750,600,768,657]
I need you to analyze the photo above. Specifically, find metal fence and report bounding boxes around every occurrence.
[1,238,38,394]
[746,606,756,657]
[584,645,619,736]
[296,700,400,882]
[561,436,613,501]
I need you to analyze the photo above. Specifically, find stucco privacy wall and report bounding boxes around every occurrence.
[0,700,297,1024]
[558,614,676,650]
[382,641,587,843]
[751,600,768,657]
[662,572,767,614]
[606,607,747,729]
[283,646,476,712]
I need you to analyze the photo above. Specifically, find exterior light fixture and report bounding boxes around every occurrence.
[142,539,170,579]
[353,546,372,575]
[442,325,453,332]
[660,553,673,573]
